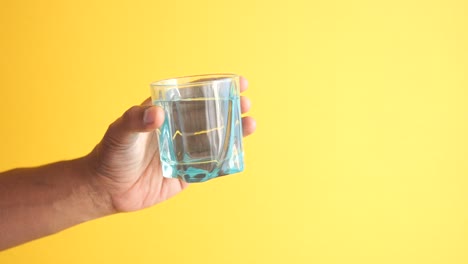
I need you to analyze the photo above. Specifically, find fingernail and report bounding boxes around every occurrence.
[143,107,155,125]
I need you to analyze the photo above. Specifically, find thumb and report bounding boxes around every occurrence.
[105,105,165,145]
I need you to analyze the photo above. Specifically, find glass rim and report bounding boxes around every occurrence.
[150,73,239,87]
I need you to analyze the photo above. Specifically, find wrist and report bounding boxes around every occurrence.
[71,154,117,218]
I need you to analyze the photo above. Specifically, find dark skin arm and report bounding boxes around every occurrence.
[0,77,256,250]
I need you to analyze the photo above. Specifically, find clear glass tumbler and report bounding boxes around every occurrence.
[150,74,244,183]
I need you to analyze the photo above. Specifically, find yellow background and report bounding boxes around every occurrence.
[1,0,467,263]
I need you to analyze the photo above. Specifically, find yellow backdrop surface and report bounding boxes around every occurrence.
[1,0,468,263]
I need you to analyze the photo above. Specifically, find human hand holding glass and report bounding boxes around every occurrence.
[0,76,255,250]
[88,76,255,212]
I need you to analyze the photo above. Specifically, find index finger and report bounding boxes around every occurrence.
[141,97,152,106]
[240,76,248,93]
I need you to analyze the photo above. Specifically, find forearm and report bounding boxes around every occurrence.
[0,156,113,250]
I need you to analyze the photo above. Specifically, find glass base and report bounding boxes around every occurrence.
[161,155,244,183]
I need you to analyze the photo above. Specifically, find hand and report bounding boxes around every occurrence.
[87,77,256,213]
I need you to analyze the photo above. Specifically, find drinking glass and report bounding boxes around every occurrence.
[150,74,244,182]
